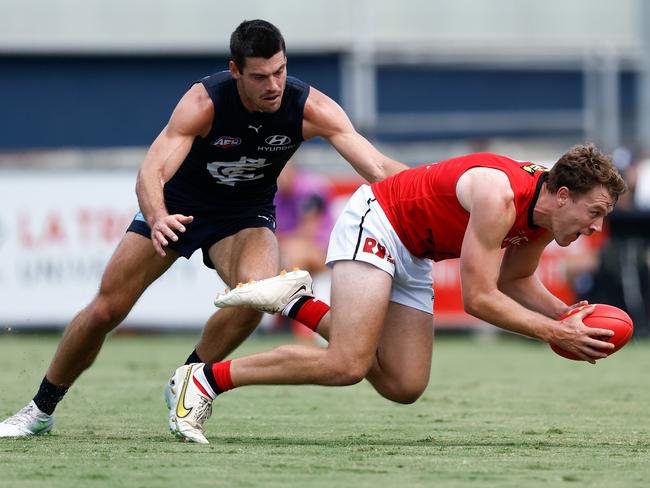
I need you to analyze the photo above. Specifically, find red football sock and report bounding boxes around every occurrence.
[202,360,235,395]
[286,296,330,331]
[212,360,234,392]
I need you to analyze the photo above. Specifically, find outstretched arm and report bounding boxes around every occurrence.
[136,83,213,256]
[456,168,612,362]
[302,87,407,182]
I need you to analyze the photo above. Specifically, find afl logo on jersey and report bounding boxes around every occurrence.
[212,136,242,148]
[265,135,292,146]
[502,230,529,247]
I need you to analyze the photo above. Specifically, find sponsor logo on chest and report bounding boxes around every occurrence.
[210,133,296,152]
[258,134,296,152]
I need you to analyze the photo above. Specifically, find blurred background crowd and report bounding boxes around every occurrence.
[0,0,648,336]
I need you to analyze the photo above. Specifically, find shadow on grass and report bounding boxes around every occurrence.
[149,433,648,450]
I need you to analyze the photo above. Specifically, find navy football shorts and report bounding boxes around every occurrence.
[126,205,276,269]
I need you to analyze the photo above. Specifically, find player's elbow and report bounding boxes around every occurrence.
[363,166,385,184]
[135,173,148,201]
[462,298,480,317]
[135,166,165,197]
[496,278,512,296]
[135,168,144,193]
[371,159,406,182]
[462,290,491,318]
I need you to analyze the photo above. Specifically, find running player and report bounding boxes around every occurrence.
[169,145,626,443]
[0,19,406,437]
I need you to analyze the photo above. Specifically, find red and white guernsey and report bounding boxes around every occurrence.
[371,152,550,262]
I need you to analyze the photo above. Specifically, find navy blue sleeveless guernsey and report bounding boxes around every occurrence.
[164,71,309,214]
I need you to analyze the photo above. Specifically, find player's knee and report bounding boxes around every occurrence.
[339,367,367,386]
[331,368,365,386]
[88,295,130,330]
[324,353,372,386]
[382,377,428,404]
[234,266,279,284]
[389,384,426,405]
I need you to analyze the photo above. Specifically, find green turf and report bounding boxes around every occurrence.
[0,332,648,487]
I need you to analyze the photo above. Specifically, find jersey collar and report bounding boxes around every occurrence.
[527,171,548,229]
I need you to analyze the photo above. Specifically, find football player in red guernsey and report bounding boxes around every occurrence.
[171,144,626,444]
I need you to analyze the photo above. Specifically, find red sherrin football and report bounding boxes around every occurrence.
[550,304,634,361]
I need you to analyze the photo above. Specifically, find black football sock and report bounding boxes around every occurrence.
[184,349,202,365]
[33,376,69,416]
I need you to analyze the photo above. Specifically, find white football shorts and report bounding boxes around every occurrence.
[326,184,434,314]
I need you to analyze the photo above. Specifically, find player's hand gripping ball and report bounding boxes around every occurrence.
[551,304,634,361]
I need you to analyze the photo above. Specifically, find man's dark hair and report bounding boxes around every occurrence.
[547,144,627,203]
[230,20,286,72]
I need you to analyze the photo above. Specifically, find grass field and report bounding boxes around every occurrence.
[0,332,648,488]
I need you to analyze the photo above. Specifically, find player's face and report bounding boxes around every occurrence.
[230,51,287,113]
[553,184,614,247]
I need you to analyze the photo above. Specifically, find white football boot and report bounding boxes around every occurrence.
[0,401,53,437]
[164,375,180,437]
[214,269,313,314]
[170,363,212,444]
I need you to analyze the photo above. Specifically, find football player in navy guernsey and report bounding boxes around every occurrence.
[0,19,406,438]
